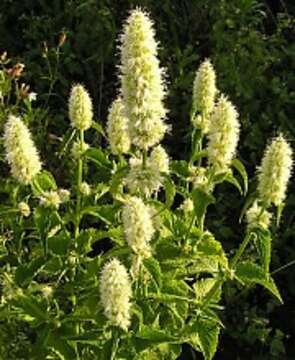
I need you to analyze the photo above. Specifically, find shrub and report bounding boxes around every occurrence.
[0,8,293,360]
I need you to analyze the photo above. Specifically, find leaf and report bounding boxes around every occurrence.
[191,188,215,227]
[194,278,221,303]
[91,121,106,137]
[254,228,272,273]
[143,257,163,289]
[85,147,112,168]
[163,177,175,208]
[235,261,283,303]
[171,160,190,178]
[48,229,71,255]
[136,325,178,343]
[12,294,48,322]
[189,318,220,360]
[197,233,228,268]
[223,172,243,195]
[81,205,119,224]
[31,171,57,195]
[232,158,248,194]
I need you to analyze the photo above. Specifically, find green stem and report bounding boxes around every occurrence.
[231,232,255,269]
[75,129,84,239]
[271,259,295,275]
[142,149,147,169]
[110,329,120,360]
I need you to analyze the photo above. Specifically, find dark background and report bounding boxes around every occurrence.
[0,0,294,358]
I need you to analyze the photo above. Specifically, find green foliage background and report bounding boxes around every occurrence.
[0,0,294,358]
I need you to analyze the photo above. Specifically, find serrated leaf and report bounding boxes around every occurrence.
[136,326,178,343]
[92,121,106,137]
[235,261,283,303]
[191,188,215,227]
[195,319,220,360]
[143,257,163,288]
[232,158,248,194]
[254,228,272,273]
[197,233,228,268]
[85,148,112,168]
[164,177,175,208]
[194,278,221,303]
[31,171,57,195]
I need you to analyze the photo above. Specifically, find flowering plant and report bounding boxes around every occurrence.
[0,9,292,360]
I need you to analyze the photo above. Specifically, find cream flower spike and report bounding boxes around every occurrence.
[107,97,131,154]
[207,95,240,172]
[120,8,168,149]
[122,196,154,257]
[4,115,42,184]
[100,258,132,331]
[149,145,169,174]
[192,59,217,133]
[246,201,272,231]
[258,134,293,207]
[69,84,93,131]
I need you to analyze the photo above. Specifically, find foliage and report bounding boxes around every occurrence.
[0,1,294,358]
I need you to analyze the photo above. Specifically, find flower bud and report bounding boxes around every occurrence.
[246,201,272,231]
[258,135,293,206]
[71,139,89,159]
[207,95,240,172]
[40,190,61,209]
[100,258,132,331]
[18,202,30,217]
[69,84,93,131]
[79,182,91,196]
[4,115,41,184]
[107,97,131,154]
[120,9,168,149]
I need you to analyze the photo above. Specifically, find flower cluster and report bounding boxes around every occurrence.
[120,9,167,150]
[99,258,132,331]
[69,84,93,131]
[107,97,130,155]
[246,201,272,231]
[125,145,169,196]
[122,196,154,258]
[207,95,240,172]
[192,59,217,133]
[3,115,41,184]
[257,134,293,207]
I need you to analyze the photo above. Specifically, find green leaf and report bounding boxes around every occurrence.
[48,229,71,255]
[12,294,48,322]
[197,233,228,268]
[31,170,57,195]
[136,325,178,343]
[92,121,106,137]
[254,228,272,273]
[171,160,190,178]
[194,278,221,303]
[85,147,112,168]
[223,172,243,195]
[189,318,220,360]
[191,188,215,227]
[164,177,175,208]
[235,261,283,303]
[143,257,163,288]
[232,158,248,194]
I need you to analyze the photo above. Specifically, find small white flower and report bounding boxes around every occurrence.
[28,92,37,102]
